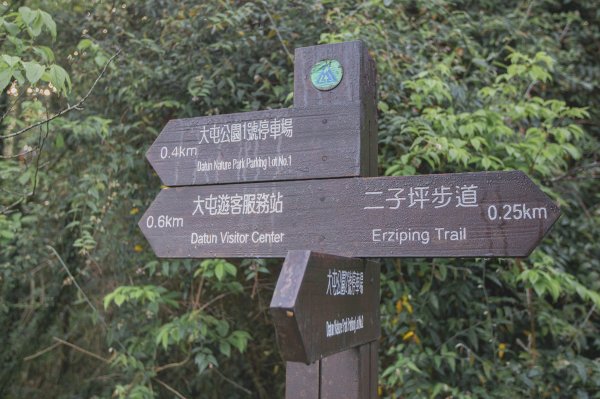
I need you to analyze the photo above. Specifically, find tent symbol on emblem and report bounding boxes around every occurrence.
[310,59,343,91]
[316,63,338,85]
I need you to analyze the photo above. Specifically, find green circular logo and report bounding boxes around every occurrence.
[310,59,343,91]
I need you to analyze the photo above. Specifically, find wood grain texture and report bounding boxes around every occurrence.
[294,40,378,177]
[320,349,360,399]
[147,104,364,186]
[285,361,320,399]
[368,341,378,398]
[284,41,380,399]
[139,171,560,258]
[270,251,380,364]
[285,346,376,399]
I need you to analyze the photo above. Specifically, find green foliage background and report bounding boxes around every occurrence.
[1,0,599,398]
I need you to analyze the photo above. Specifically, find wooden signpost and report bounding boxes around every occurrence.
[138,171,560,259]
[270,251,380,364]
[138,40,561,399]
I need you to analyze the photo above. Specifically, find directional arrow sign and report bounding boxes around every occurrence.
[138,171,560,258]
[147,103,372,186]
[270,251,380,364]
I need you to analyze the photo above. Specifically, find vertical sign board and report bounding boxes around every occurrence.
[287,41,379,399]
[270,251,380,364]
[138,171,561,259]
[294,40,378,176]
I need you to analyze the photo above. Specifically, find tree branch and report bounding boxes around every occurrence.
[52,337,110,363]
[0,49,121,140]
[155,355,190,373]
[551,161,600,182]
[153,378,189,399]
[0,146,37,159]
[0,88,27,124]
[23,341,61,361]
[30,107,50,198]
[211,367,253,395]
[260,1,293,64]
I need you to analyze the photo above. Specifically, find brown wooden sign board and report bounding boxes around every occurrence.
[270,251,380,364]
[147,104,372,186]
[138,171,560,259]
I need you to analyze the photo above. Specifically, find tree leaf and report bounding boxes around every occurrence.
[3,20,19,36]
[215,262,224,281]
[40,11,57,39]
[224,261,237,277]
[29,12,44,37]
[18,6,36,26]
[114,294,126,307]
[77,39,94,51]
[22,61,45,84]
[33,46,55,62]
[0,68,12,93]
[2,55,21,68]
[47,64,71,94]
[219,341,231,357]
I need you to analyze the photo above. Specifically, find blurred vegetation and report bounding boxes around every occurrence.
[1,0,599,398]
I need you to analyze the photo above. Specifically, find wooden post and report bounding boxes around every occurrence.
[293,40,378,177]
[286,40,378,399]
[285,340,378,398]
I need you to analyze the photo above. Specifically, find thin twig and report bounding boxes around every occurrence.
[578,197,592,219]
[551,161,600,182]
[251,262,259,299]
[518,0,535,29]
[212,367,253,395]
[0,197,24,215]
[30,108,50,198]
[47,246,127,352]
[0,49,121,140]
[523,80,537,98]
[199,292,232,312]
[0,147,37,159]
[580,305,596,327]
[0,89,27,124]
[47,245,105,325]
[193,274,204,310]
[528,146,543,175]
[52,337,110,363]
[559,20,571,42]
[260,1,293,64]
[516,337,530,353]
[153,378,189,399]
[23,341,61,361]
[155,355,190,373]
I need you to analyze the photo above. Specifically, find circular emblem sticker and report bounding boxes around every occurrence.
[310,59,343,91]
